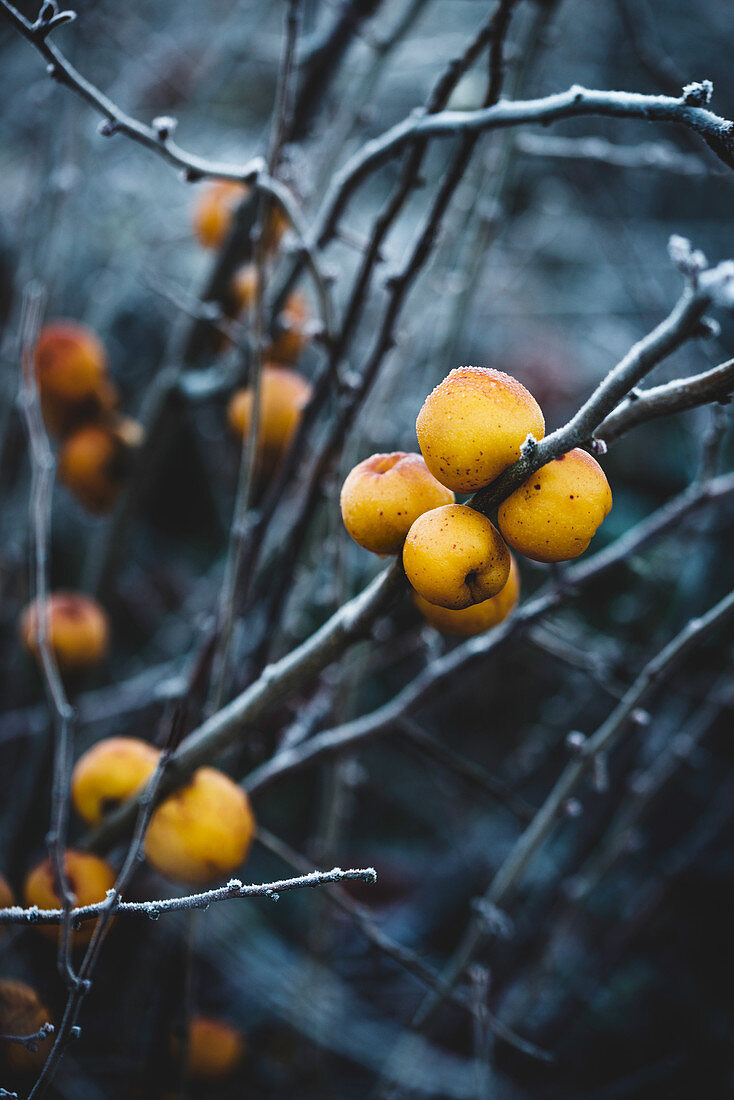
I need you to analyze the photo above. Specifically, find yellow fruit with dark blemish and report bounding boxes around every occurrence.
[72,737,161,826]
[340,452,455,555]
[416,366,545,492]
[414,553,520,635]
[498,448,612,563]
[403,504,510,610]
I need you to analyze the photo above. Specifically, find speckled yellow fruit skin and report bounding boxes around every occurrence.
[403,504,511,610]
[498,447,612,563]
[340,452,455,555]
[34,321,117,436]
[416,366,545,493]
[145,767,256,886]
[179,1016,246,1081]
[20,592,109,673]
[72,737,161,826]
[228,365,312,474]
[0,980,53,1075]
[414,553,520,636]
[23,850,117,945]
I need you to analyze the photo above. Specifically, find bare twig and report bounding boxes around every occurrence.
[472,247,734,512]
[0,1024,54,1049]
[86,561,404,852]
[0,0,264,185]
[397,718,535,823]
[0,867,378,927]
[17,283,78,989]
[207,0,304,712]
[514,132,714,176]
[255,829,551,1062]
[311,84,734,251]
[596,356,734,444]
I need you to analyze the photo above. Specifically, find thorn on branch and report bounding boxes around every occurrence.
[0,1022,54,1051]
[694,315,721,339]
[682,80,713,107]
[98,118,121,137]
[668,234,708,284]
[565,730,586,754]
[520,433,538,457]
[471,897,514,939]
[182,166,204,183]
[153,115,178,141]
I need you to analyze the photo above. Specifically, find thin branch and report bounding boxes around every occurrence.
[0,1024,54,1049]
[471,249,734,513]
[207,0,304,712]
[0,0,264,185]
[231,0,522,637]
[85,562,404,852]
[5,2,733,258]
[397,718,535,823]
[514,132,714,176]
[17,284,78,989]
[313,84,734,249]
[0,867,377,927]
[596,357,734,444]
[254,828,551,1062]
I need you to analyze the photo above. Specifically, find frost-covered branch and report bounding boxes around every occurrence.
[0,867,377,927]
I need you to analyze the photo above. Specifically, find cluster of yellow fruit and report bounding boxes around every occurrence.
[1,747,250,1080]
[34,322,143,514]
[12,737,255,949]
[15,597,255,943]
[341,367,612,636]
[192,180,314,481]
